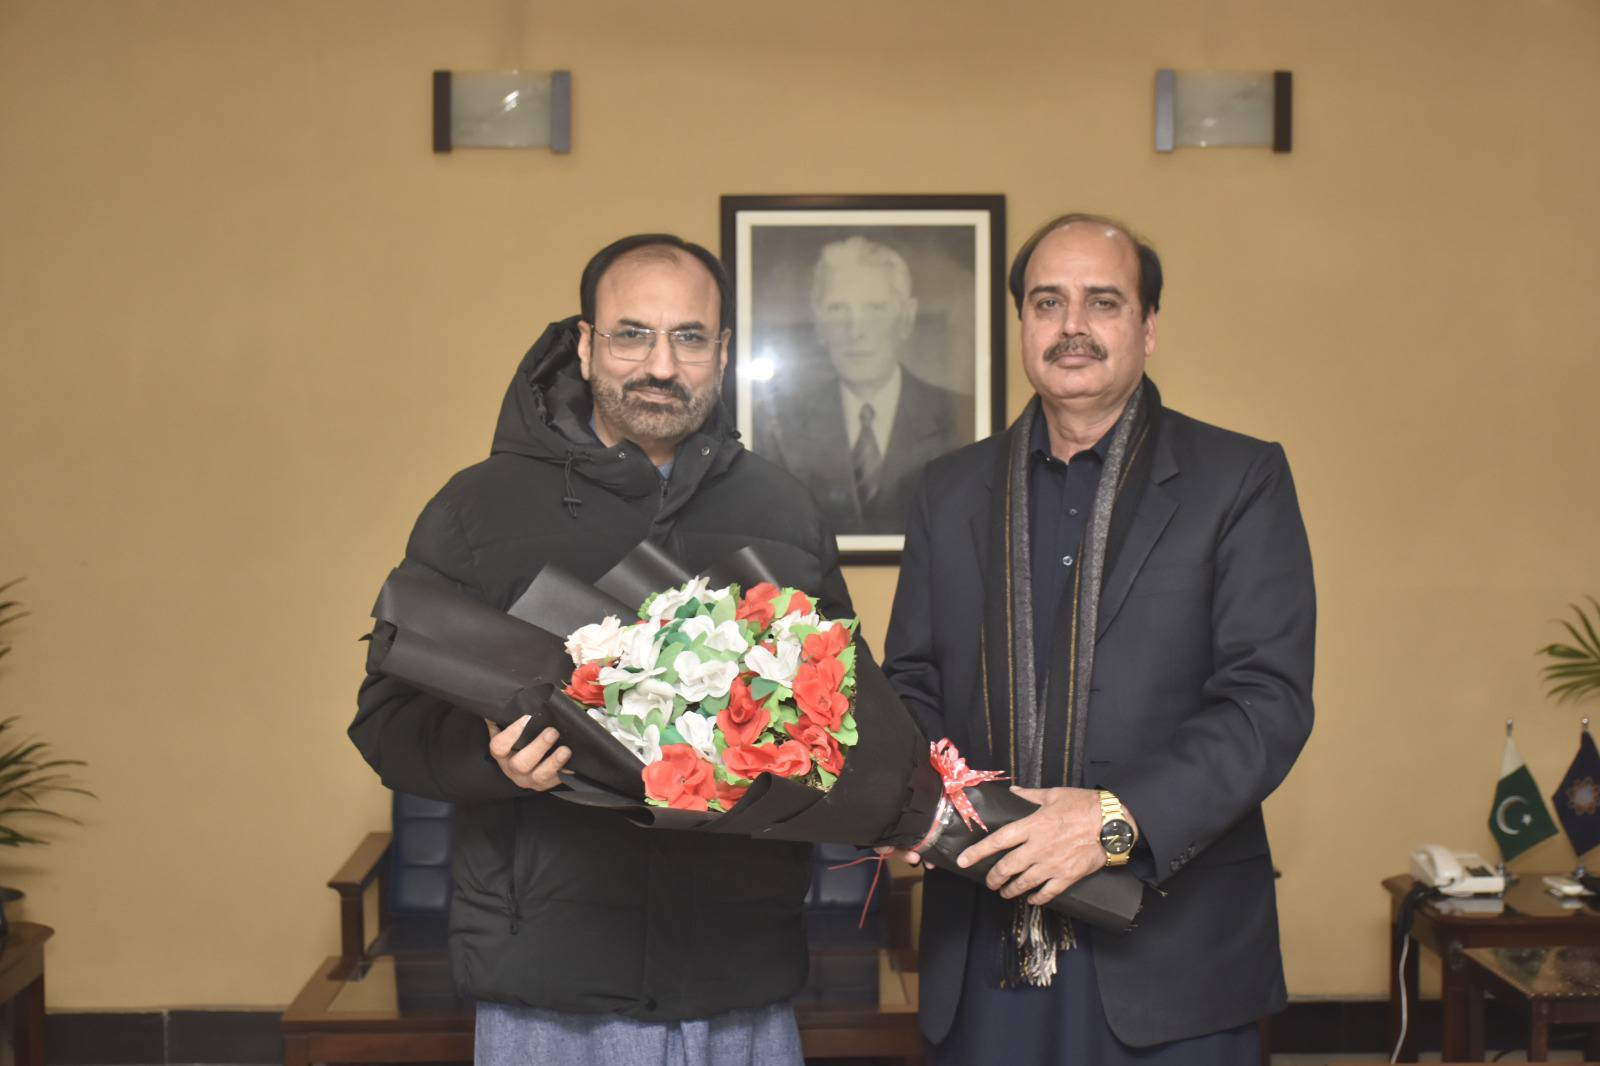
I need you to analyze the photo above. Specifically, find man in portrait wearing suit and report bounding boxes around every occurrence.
[882,213,1315,1063]
[754,236,972,535]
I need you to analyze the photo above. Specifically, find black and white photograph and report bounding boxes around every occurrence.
[721,195,1006,561]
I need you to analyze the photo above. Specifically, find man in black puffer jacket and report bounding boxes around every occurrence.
[349,234,854,1065]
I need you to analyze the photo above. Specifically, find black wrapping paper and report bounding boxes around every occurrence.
[365,544,1143,931]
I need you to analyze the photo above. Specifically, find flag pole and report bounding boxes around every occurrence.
[1498,719,1515,885]
[1578,717,1593,882]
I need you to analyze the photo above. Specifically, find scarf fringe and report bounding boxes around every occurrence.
[1002,903,1073,987]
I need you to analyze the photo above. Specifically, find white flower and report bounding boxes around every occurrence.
[673,651,740,703]
[681,616,750,655]
[588,709,660,765]
[645,576,713,623]
[704,620,750,654]
[646,576,737,623]
[596,663,663,687]
[565,615,628,664]
[770,611,820,642]
[619,678,677,720]
[674,711,721,765]
[744,639,801,686]
[617,621,666,672]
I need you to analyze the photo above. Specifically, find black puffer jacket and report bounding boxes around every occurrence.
[349,317,853,1020]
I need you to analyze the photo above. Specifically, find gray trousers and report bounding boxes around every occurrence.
[474,1001,804,1066]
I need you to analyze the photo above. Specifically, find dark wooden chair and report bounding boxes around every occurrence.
[283,794,923,1065]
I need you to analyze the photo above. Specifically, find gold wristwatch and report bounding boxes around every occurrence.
[1097,790,1135,867]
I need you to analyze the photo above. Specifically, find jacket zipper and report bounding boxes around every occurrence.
[506,812,521,933]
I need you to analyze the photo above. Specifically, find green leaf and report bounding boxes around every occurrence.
[661,725,686,747]
[816,766,837,789]
[676,600,701,620]
[750,677,779,701]
[1538,597,1600,705]
[837,645,856,670]
[701,692,730,713]
[711,595,736,625]
[604,683,621,714]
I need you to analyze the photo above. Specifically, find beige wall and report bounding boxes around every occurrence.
[1,0,1597,1009]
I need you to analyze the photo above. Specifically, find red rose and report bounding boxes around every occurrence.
[802,625,850,662]
[723,739,812,782]
[783,590,813,617]
[767,739,813,778]
[786,717,844,776]
[641,745,717,812]
[793,657,849,731]
[714,778,749,810]
[563,661,607,707]
[736,582,779,628]
[717,678,770,748]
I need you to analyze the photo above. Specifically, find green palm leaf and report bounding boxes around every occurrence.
[1540,597,1600,705]
[0,583,95,848]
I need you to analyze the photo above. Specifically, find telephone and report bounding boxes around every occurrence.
[1410,845,1505,896]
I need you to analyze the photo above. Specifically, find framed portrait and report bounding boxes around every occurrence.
[720,194,1007,564]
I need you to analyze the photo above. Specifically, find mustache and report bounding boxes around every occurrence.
[1045,335,1107,363]
[622,376,690,403]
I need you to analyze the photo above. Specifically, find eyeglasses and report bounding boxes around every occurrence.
[592,324,727,366]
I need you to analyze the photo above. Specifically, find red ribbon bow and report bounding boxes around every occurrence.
[929,738,1009,832]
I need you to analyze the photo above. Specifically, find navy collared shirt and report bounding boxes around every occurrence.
[1028,410,1112,688]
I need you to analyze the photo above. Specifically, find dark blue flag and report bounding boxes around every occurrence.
[1552,730,1600,857]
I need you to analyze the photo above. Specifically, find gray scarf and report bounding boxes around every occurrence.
[982,379,1154,985]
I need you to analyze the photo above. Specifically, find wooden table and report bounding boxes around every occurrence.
[1464,945,1600,1061]
[1384,874,1600,1061]
[0,922,52,1066]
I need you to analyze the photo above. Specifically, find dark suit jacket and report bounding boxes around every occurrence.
[882,391,1316,1047]
[753,368,973,535]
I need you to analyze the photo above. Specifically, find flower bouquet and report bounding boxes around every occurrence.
[366,542,1143,930]
[564,578,859,816]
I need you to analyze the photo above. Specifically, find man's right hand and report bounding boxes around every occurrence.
[487,716,570,791]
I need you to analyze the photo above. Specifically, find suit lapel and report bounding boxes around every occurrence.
[1095,427,1180,640]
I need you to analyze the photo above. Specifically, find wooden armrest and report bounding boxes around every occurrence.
[328,832,392,896]
[328,831,392,975]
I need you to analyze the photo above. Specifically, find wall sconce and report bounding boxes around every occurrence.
[432,70,571,153]
[1154,70,1291,153]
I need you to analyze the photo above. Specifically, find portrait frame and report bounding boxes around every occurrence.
[720,194,1007,564]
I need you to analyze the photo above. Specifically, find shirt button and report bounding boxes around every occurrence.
[1062,555,1074,567]
[1069,508,1079,516]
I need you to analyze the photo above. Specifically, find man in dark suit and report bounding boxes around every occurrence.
[882,213,1315,1063]
[754,236,972,535]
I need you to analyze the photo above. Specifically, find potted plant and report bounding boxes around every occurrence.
[0,579,93,936]
[1538,596,1600,705]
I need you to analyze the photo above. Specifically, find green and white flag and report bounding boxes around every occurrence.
[1489,735,1558,862]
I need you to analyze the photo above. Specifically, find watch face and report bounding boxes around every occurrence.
[1100,819,1134,855]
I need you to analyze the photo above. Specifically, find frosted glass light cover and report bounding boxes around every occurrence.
[453,72,551,147]
[1174,72,1273,147]
[1154,70,1290,152]
[432,70,571,153]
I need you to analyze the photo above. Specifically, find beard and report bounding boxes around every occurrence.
[1045,334,1108,363]
[591,371,719,449]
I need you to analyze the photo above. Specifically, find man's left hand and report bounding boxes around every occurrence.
[955,786,1115,905]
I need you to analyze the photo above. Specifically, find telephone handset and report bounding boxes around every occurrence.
[1410,844,1504,896]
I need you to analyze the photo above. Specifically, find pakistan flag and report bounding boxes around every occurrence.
[1490,735,1558,862]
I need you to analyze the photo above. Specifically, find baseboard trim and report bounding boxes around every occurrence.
[47,1010,280,1065]
[41,997,1599,1063]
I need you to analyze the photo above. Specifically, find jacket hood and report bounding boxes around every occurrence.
[489,316,745,527]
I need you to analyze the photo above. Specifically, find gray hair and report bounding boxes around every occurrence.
[810,236,913,308]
